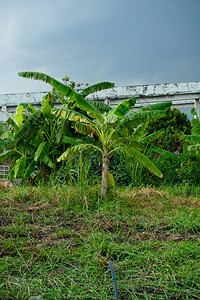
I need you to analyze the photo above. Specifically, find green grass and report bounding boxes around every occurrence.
[1,185,200,299]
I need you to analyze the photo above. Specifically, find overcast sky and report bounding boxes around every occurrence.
[0,0,200,94]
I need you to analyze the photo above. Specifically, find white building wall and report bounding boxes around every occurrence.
[0,81,200,121]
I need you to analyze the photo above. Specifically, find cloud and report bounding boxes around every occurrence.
[0,0,200,93]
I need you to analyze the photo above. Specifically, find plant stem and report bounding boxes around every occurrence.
[101,152,109,198]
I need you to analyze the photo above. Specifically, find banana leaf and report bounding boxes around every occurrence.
[121,146,163,178]
[81,82,115,97]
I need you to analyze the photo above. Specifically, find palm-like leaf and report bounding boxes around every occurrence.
[187,144,200,153]
[18,71,52,84]
[51,78,79,98]
[81,82,115,97]
[136,101,172,113]
[50,149,62,155]
[19,71,103,120]
[19,71,78,100]
[42,154,54,168]
[191,107,198,116]
[107,98,136,120]
[61,136,80,146]
[191,119,200,135]
[132,121,149,141]
[121,146,163,178]
[6,117,19,132]
[57,143,101,162]
[55,117,68,144]
[14,155,26,178]
[16,110,42,140]
[141,129,165,145]
[181,135,200,143]
[0,140,11,147]
[0,150,13,163]
[181,113,200,155]
[60,108,94,125]
[120,110,166,128]
[88,101,112,113]
[50,78,103,118]
[16,141,37,152]
[34,141,51,161]
[151,145,175,158]
[14,105,23,127]
[41,102,51,119]
[0,131,15,141]
[32,130,44,148]
[111,137,145,151]
[27,103,36,113]
[24,160,37,179]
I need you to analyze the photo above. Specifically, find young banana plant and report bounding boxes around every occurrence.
[57,98,172,197]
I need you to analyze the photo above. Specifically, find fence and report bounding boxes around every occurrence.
[0,165,10,178]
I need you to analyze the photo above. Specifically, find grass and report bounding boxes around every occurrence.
[0,184,200,299]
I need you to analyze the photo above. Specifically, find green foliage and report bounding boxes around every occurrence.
[0,102,76,181]
[147,108,191,153]
[139,152,200,186]
[19,71,172,196]
[182,110,200,155]
[0,72,115,184]
[81,81,115,97]
[109,151,131,185]
[105,146,200,187]
[58,95,172,196]
[107,97,136,118]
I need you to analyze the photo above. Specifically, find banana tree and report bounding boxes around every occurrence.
[58,99,172,197]
[18,71,171,197]
[0,94,76,181]
[2,71,113,181]
[0,110,38,180]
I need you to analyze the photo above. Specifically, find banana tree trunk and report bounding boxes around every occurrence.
[101,154,109,198]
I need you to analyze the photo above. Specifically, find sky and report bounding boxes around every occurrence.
[0,0,200,94]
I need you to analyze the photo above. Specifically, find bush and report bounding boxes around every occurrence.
[139,152,200,186]
[107,148,200,188]
[147,108,192,153]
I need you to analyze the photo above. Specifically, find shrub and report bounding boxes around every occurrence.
[140,152,200,186]
[147,108,192,153]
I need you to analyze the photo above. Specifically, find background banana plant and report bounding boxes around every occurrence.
[181,108,200,154]
[0,102,56,180]
[0,95,79,181]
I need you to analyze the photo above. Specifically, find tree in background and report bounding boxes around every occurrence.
[0,97,74,181]
[147,108,191,153]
